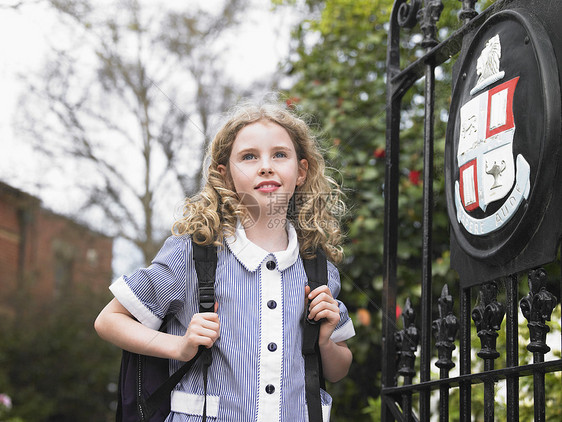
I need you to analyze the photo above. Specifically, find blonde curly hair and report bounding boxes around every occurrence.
[172,100,345,263]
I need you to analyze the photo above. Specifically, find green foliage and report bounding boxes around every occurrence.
[278,0,459,418]
[280,3,394,418]
[0,286,121,422]
[278,0,561,420]
[361,396,381,421]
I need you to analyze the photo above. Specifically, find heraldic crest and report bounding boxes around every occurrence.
[454,34,530,236]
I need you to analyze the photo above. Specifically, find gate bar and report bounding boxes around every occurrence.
[382,358,562,394]
[419,57,435,422]
[459,287,471,422]
[505,274,519,421]
[382,1,402,420]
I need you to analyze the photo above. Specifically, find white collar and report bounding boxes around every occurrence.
[225,219,300,272]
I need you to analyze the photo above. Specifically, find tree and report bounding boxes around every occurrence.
[15,0,250,266]
[276,0,496,419]
[278,1,424,417]
[0,284,120,421]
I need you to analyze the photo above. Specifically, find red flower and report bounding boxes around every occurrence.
[396,304,402,320]
[409,170,421,186]
[373,147,386,159]
[357,308,371,326]
[286,97,300,108]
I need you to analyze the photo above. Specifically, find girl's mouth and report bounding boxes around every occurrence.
[255,182,281,192]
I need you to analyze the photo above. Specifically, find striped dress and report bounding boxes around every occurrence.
[110,221,355,421]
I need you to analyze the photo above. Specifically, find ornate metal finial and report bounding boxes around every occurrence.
[520,268,557,354]
[397,0,422,29]
[472,282,505,360]
[458,0,478,23]
[395,298,420,379]
[432,285,459,371]
[417,0,444,49]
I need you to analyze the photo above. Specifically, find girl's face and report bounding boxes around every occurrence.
[218,120,308,222]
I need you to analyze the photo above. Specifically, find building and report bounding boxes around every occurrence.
[0,181,113,301]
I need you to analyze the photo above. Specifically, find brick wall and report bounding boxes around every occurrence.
[0,182,113,301]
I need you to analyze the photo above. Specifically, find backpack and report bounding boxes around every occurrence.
[115,243,328,422]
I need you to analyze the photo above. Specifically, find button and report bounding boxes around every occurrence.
[268,342,277,352]
[265,384,275,394]
[266,260,276,270]
[267,300,277,309]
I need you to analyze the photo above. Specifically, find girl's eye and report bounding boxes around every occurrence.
[242,153,256,160]
[274,151,287,158]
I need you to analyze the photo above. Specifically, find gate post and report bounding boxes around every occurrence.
[381,2,404,420]
[520,268,557,422]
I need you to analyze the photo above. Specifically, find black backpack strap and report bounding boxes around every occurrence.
[192,242,217,422]
[141,323,205,419]
[302,248,328,422]
[142,242,217,421]
[192,243,217,313]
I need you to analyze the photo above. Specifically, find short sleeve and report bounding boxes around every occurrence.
[326,261,356,343]
[109,235,194,330]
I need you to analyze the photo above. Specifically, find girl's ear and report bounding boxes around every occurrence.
[217,164,234,190]
[297,159,308,186]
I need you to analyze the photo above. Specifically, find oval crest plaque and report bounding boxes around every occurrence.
[445,9,561,265]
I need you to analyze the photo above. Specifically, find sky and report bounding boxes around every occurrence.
[0,0,301,274]
[0,0,299,186]
[0,0,298,156]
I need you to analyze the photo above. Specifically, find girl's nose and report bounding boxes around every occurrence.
[259,167,273,176]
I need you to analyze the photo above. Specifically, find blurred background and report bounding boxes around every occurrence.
[0,0,559,421]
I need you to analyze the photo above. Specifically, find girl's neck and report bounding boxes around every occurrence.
[243,216,289,253]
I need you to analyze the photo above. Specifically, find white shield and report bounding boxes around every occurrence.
[457,77,519,212]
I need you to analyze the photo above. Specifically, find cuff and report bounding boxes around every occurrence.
[330,318,355,343]
[109,276,162,330]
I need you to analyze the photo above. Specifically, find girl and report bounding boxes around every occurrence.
[95,100,355,421]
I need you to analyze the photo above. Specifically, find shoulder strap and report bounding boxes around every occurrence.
[142,242,217,420]
[303,248,328,292]
[191,243,217,422]
[192,243,217,312]
[302,248,328,422]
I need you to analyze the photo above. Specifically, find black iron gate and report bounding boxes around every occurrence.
[382,0,562,421]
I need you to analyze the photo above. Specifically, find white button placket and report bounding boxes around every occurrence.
[257,256,283,421]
